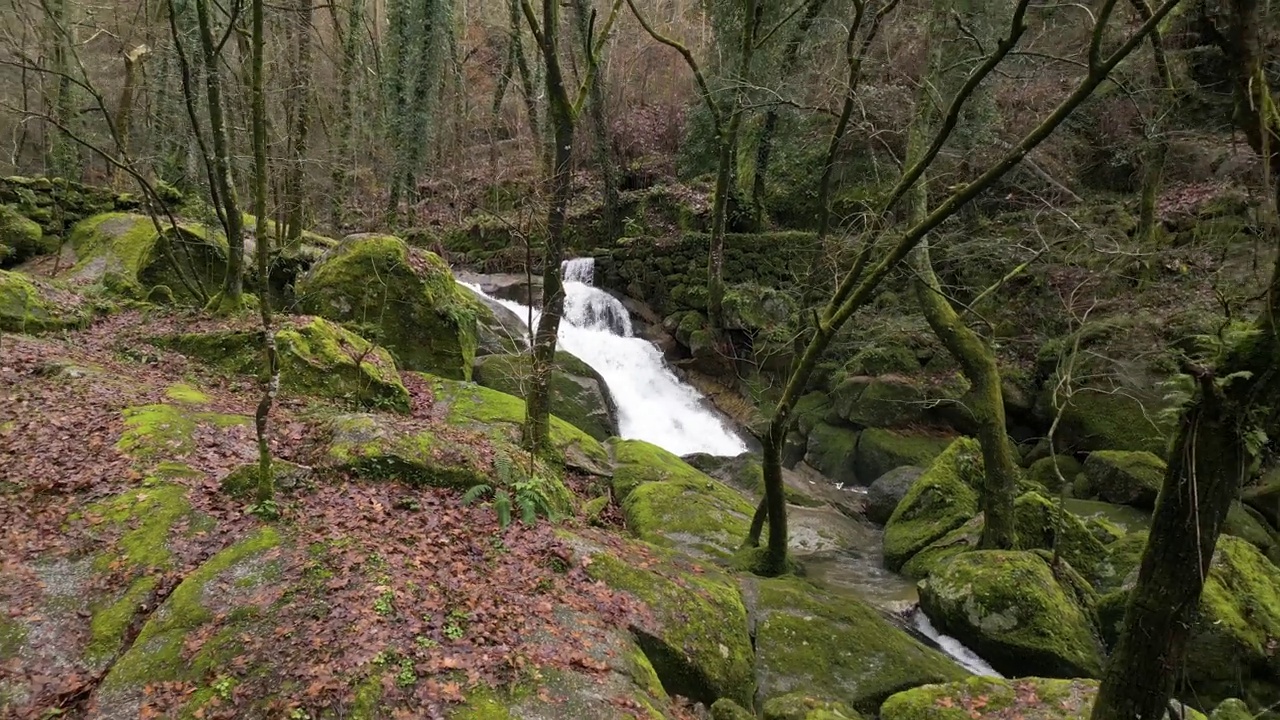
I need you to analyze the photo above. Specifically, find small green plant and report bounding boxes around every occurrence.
[374,588,395,616]
[212,676,235,701]
[247,498,280,520]
[289,709,311,720]
[444,608,468,640]
[396,657,417,688]
[461,454,561,528]
[415,634,439,649]
[372,650,391,667]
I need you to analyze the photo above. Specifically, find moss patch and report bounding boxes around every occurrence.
[882,438,982,571]
[1080,450,1166,508]
[854,428,954,487]
[0,269,90,332]
[68,212,228,303]
[880,677,1103,720]
[86,574,159,666]
[753,576,965,714]
[473,351,617,441]
[116,398,250,462]
[88,483,192,571]
[918,550,1104,679]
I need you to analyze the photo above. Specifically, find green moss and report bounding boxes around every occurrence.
[1091,529,1148,594]
[1027,455,1083,490]
[1185,536,1280,689]
[473,351,617,441]
[1210,699,1255,720]
[89,483,192,570]
[918,550,1104,679]
[899,516,983,580]
[349,673,386,720]
[116,402,250,461]
[1223,501,1276,556]
[1012,492,1109,580]
[840,379,928,429]
[1055,388,1172,455]
[102,527,280,690]
[451,688,512,719]
[68,212,228,303]
[610,438,709,499]
[882,438,982,571]
[297,234,477,380]
[0,613,27,661]
[0,203,52,264]
[586,551,755,707]
[880,676,1102,720]
[803,422,861,485]
[165,383,211,404]
[711,698,757,720]
[0,269,88,332]
[754,577,965,714]
[855,429,954,486]
[86,574,159,665]
[762,692,862,719]
[1080,450,1166,508]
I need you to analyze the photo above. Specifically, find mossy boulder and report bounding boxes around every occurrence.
[158,317,411,411]
[584,549,755,708]
[0,269,90,332]
[1027,455,1083,491]
[458,282,527,357]
[865,466,925,525]
[711,699,757,720]
[918,551,1105,679]
[882,438,982,572]
[804,422,861,485]
[1091,529,1148,594]
[609,439,755,562]
[1080,450,1166,508]
[1210,699,1255,720]
[751,577,967,714]
[880,677,1104,720]
[297,234,478,380]
[855,429,954,487]
[115,394,252,463]
[1242,468,1280,529]
[763,692,863,719]
[67,212,228,303]
[1223,501,1277,557]
[682,452,823,508]
[473,350,617,441]
[427,372,610,474]
[831,377,929,429]
[1048,386,1171,455]
[0,203,53,266]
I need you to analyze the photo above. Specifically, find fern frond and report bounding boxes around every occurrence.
[462,483,493,505]
[519,495,538,525]
[495,489,513,528]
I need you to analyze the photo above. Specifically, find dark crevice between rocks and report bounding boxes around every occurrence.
[630,626,721,709]
[67,573,178,715]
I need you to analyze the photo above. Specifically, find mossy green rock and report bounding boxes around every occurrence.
[474,350,617,441]
[1091,529,1148,594]
[0,203,52,265]
[68,212,228,303]
[834,377,928,429]
[115,397,251,462]
[1223,501,1277,557]
[752,577,966,714]
[1080,450,1166,508]
[1210,699,1255,720]
[585,550,754,708]
[880,677,1103,720]
[610,439,755,562]
[711,699,757,720]
[297,234,478,379]
[763,692,864,719]
[160,317,411,411]
[1050,386,1172,455]
[683,453,823,508]
[855,429,954,487]
[883,438,982,572]
[1027,455,1083,491]
[804,422,861,485]
[0,269,89,332]
[918,551,1104,679]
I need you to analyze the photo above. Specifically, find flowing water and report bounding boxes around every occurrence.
[458,258,998,677]
[460,258,748,457]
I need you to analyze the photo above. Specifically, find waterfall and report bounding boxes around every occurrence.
[910,609,1003,677]
[460,258,748,457]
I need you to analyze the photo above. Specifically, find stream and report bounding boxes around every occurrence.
[457,258,1000,678]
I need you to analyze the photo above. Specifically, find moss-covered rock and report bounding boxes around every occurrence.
[1027,455,1084,491]
[762,692,863,719]
[585,550,755,708]
[711,698,757,720]
[0,269,90,332]
[1223,501,1277,557]
[159,317,411,411]
[1080,450,1166,508]
[832,377,929,429]
[219,460,311,498]
[918,551,1104,679]
[879,677,1103,720]
[1049,387,1172,455]
[0,203,53,266]
[882,438,982,572]
[297,234,478,379]
[682,452,823,508]
[1210,699,1255,720]
[752,577,966,714]
[473,350,617,441]
[458,284,526,357]
[68,212,228,303]
[804,422,861,485]
[865,466,925,525]
[1012,492,1109,580]
[610,439,755,562]
[855,429,954,487]
[115,396,251,463]
[1242,467,1280,529]
[1091,529,1148,595]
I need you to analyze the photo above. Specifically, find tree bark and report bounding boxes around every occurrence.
[1091,0,1280,714]
[1130,0,1174,252]
[573,0,621,243]
[284,0,314,246]
[330,0,364,232]
[193,0,245,307]
[250,0,278,507]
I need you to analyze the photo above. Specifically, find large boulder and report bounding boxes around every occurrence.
[804,422,861,485]
[1026,454,1083,491]
[297,234,478,379]
[67,212,227,302]
[1242,468,1280,528]
[855,429,953,487]
[1091,529,1147,595]
[474,350,618,441]
[1042,383,1173,455]
[882,438,982,571]
[610,439,756,563]
[751,577,966,714]
[865,466,924,525]
[880,677,1164,720]
[918,551,1105,679]
[763,692,864,720]
[457,281,527,356]
[1222,501,1278,558]
[0,204,53,266]
[157,317,411,411]
[1079,450,1166,508]
[0,269,90,332]
[829,376,927,429]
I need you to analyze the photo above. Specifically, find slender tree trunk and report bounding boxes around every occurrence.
[284,0,314,245]
[113,45,150,189]
[1131,0,1173,252]
[330,0,365,232]
[193,0,245,306]
[45,0,77,179]
[250,0,278,507]
[383,0,412,221]
[1091,0,1280,714]
[573,0,621,243]
[511,0,543,169]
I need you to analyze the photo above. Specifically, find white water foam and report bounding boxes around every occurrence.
[911,609,1004,677]
[460,258,748,457]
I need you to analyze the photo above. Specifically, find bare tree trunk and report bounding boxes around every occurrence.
[1091,0,1280,714]
[44,0,78,179]
[113,45,151,189]
[193,0,245,307]
[284,0,314,245]
[329,0,365,232]
[573,0,621,244]
[1130,0,1174,252]
[249,0,278,510]
[511,0,543,169]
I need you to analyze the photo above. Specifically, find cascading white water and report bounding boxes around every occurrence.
[460,258,748,457]
[911,609,1003,677]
